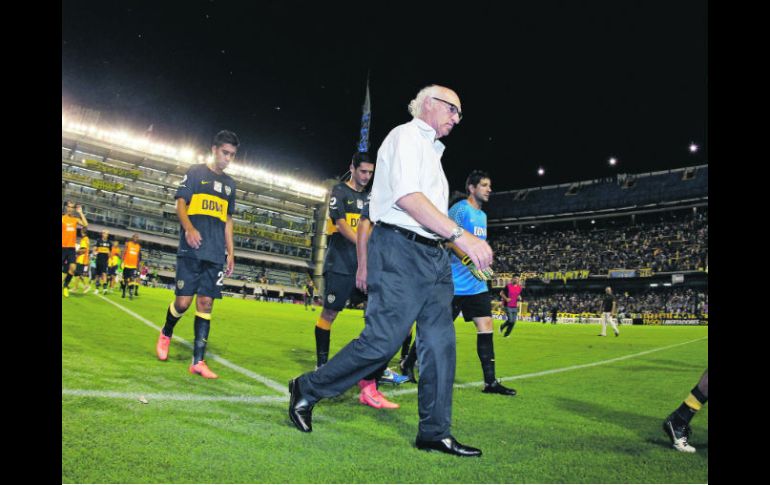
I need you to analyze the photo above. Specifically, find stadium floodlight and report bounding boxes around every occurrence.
[689,142,699,153]
[591,219,595,224]
[62,114,328,199]
[663,283,672,287]
[537,167,545,176]
[650,283,659,287]
[608,157,617,166]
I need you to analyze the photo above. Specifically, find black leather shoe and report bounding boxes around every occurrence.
[288,378,314,432]
[415,436,482,457]
[482,380,517,396]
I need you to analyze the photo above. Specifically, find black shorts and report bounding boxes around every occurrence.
[175,256,225,299]
[123,267,137,280]
[322,271,362,311]
[62,247,76,271]
[95,255,109,275]
[452,292,493,322]
[108,266,117,276]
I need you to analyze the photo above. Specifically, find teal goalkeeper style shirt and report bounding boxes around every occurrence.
[449,199,488,296]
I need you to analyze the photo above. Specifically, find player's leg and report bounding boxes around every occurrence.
[609,314,620,336]
[187,261,224,378]
[156,257,199,361]
[62,257,76,297]
[663,369,708,452]
[467,294,516,396]
[315,272,353,369]
[599,313,608,336]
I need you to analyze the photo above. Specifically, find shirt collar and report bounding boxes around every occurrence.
[410,118,446,153]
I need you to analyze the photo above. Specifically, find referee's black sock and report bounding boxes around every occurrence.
[193,312,211,364]
[162,302,186,337]
[477,332,496,385]
[63,273,73,288]
[121,281,126,296]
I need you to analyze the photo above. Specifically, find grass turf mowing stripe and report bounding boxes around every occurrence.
[94,293,288,395]
[62,389,286,403]
[389,335,708,397]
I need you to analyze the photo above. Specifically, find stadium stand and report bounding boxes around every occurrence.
[62,114,332,297]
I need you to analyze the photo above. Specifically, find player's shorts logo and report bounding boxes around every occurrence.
[327,294,336,304]
[177,280,185,289]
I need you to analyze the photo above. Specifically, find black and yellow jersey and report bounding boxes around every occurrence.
[175,163,236,264]
[94,238,111,259]
[323,182,369,275]
[76,236,90,265]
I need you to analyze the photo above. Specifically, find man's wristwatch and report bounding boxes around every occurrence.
[447,226,464,242]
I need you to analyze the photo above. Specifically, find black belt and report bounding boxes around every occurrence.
[376,222,444,248]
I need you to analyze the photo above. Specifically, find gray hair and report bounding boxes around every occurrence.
[407,85,442,118]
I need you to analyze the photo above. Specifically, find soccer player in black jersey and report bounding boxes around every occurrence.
[155,130,239,379]
[94,230,111,294]
[314,152,374,370]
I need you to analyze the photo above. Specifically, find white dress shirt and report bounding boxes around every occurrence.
[369,118,449,239]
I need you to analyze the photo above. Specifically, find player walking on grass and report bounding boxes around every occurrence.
[62,201,88,298]
[73,227,92,293]
[155,130,239,379]
[94,230,111,294]
[121,234,142,299]
[401,171,516,396]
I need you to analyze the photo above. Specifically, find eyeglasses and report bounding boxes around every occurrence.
[431,97,463,121]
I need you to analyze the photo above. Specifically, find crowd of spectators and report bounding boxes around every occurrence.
[521,288,708,317]
[490,210,708,275]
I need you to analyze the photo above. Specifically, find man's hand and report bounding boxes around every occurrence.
[225,254,235,277]
[461,255,494,281]
[185,227,203,249]
[75,204,84,215]
[453,232,493,272]
[356,266,367,293]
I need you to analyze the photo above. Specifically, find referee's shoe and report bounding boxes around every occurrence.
[482,380,517,396]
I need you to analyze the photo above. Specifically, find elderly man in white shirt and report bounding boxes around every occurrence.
[288,85,492,457]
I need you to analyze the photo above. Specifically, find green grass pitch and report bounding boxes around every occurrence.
[62,286,708,483]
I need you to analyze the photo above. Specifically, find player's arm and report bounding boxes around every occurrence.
[396,192,492,270]
[75,204,88,227]
[176,197,202,249]
[335,218,358,245]
[355,217,372,293]
[225,215,235,276]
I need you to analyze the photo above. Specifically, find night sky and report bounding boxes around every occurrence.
[62,0,708,192]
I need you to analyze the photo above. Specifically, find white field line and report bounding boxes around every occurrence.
[61,389,285,404]
[63,335,706,404]
[94,294,288,395]
[387,335,708,397]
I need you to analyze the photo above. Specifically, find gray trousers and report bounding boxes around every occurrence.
[298,226,456,441]
[504,307,518,324]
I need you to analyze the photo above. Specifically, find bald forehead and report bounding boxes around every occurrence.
[436,87,461,107]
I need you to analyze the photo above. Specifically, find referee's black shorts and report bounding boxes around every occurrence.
[452,292,493,322]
